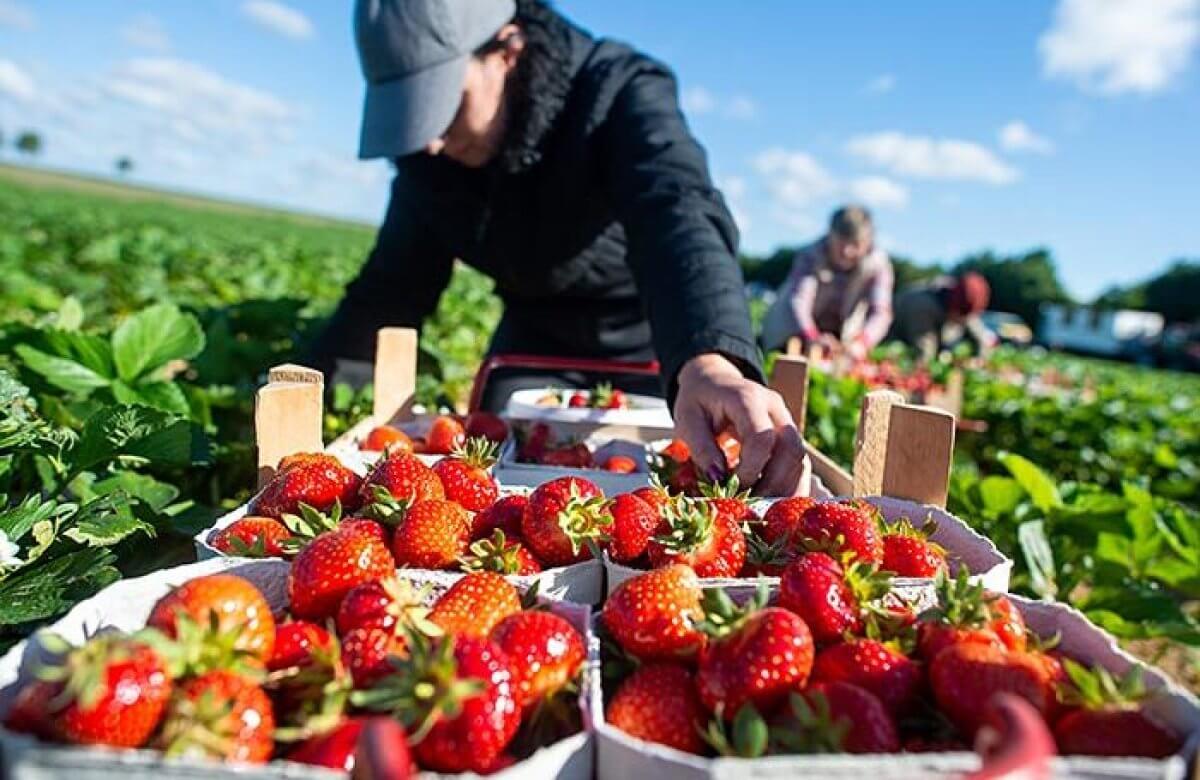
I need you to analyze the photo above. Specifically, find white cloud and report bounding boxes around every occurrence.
[845,131,1019,184]
[0,1,34,30]
[754,148,838,207]
[998,120,1055,155]
[682,86,758,120]
[241,0,314,40]
[865,74,896,94]
[681,86,716,115]
[121,15,171,52]
[846,176,910,208]
[0,59,35,102]
[297,152,389,189]
[717,175,751,233]
[1039,0,1199,95]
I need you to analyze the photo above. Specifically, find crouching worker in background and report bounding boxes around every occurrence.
[760,205,894,360]
[888,272,997,363]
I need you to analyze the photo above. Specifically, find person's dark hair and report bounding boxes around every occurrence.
[483,0,574,174]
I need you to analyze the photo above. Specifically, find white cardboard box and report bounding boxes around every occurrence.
[0,558,601,780]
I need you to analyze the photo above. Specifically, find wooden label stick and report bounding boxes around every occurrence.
[373,327,418,424]
[769,355,810,437]
[268,363,324,386]
[880,404,956,507]
[806,443,853,496]
[853,390,904,497]
[255,381,323,488]
[784,336,803,357]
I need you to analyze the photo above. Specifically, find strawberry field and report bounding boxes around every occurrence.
[0,168,1196,698]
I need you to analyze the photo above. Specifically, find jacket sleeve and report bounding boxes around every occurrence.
[598,62,764,404]
[307,170,453,377]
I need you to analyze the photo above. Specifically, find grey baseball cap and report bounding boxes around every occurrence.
[355,0,516,159]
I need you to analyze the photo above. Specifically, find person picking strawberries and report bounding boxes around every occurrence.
[309,0,808,496]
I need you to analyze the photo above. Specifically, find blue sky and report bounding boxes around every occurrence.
[1,0,1197,299]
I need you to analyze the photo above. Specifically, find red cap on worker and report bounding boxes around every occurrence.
[949,272,990,316]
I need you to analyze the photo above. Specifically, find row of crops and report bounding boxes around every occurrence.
[0,174,1195,685]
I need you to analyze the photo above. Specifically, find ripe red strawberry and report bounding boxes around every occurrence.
[661,438,691,463]
[540,443,594,468]
[799,501,884,564]
[631,483,671,515]
[881,519,947,577]
[695,589,814,717]
[255,453,362,519]
[391,499,470,569]
[489,610,585,707]
[606,664,706,755]
[606,492,660,563]
[147,573,276,665]
[429,572,521,639]
[336,576,432,636]
[341,626,409,689]
[353,634,520,773]
[603,454,639,473]
[520,476,611,566]
[699,477,757,524]
[362,425,413,454]
[929,642,1053,737]
[269,621,334,672]
[646,497,746,578]
[471,494,528,540]
[811,638,922,716]
[761,496,818,546]
[917,571,1021,661]
[287,717,368,771]
[1052,661,1182,758]
[568,391,588,408]
[210,516,291,557]
[156,670,275,763]
[425,415,466,455]
[715,429,742,470]
[359,450,444,512]
[275,502,387,555]
[771,682,899,754]
[432,437,499,511]
[288,527,396,620]
[517,422,552,462]
[590,383,628,409]
[465,411,508,444]
[21,634,170,748]
[655,438,700,495]
[601,564,705,661]
[460,530,544,575]
[778,553,892,645]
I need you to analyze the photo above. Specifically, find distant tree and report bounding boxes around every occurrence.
[1142,260,1200,324]
[1094,284,1146,311]
[740,246,801,288]
[890,253,944,292]
[15,130,41,157]
[115,156,134,176]
[953,247,1071,330]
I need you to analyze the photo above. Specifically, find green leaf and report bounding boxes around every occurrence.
[63,492,154,547]
[1094,532,1134,572]
[0,548,119,626]
[1017,520,1057,599]
[129,381,191,416]
[998,452,1062,512]
[55,297,84,331]
[90,473,179,513]
[71,405,201,471]
[0,495,60,544]
[111,303,205,383]
[978,476,1024,515]
[13,345,109,394]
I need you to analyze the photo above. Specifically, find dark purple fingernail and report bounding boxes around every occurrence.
[706,463,727,482]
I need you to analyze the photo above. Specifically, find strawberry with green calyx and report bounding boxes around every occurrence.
[254,453,362,519]
[769,682,900,755]
[460,529,543,575]
[267,628,352,736]
[22,632,172,748]
[704,702,770,758]
[351,628,520,773]
[811,637,922,716]
[390,499,470,569]
[288,526,396,621]
[336,576,437,636]
[881,517,947,577]
[606,663,707,755]
[278,500,387,553]
[432,436,499,511]
[916,569,1020,660]
[340,625,410,690]
[698,475,757,524]
[798,500,884,564]
[471,493,528,540]
[429,571,522,639]
[605,492,660,563]
[1053,661,1182,758]
[520,476,612,566]
[695,584,815,718]
[778,552,894,645]
[761,496,818,546]
[929,641,1054,738]
[646,496,746,578]
[210,516,291,558]
[147,572,276,666]
[156,669,275,764]
[359,450,445,510]
[589,382,628,409]
[631,476,673,515]
[601,563,705,662]
[489,609,585,709]
[741,528,794,577]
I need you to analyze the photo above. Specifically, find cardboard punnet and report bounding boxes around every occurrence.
[603,494,1012,596]
[594,590,1200,780]
[505,388,673,429]
[0,557,602,780]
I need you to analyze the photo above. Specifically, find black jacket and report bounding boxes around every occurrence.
[311,22,762,403]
